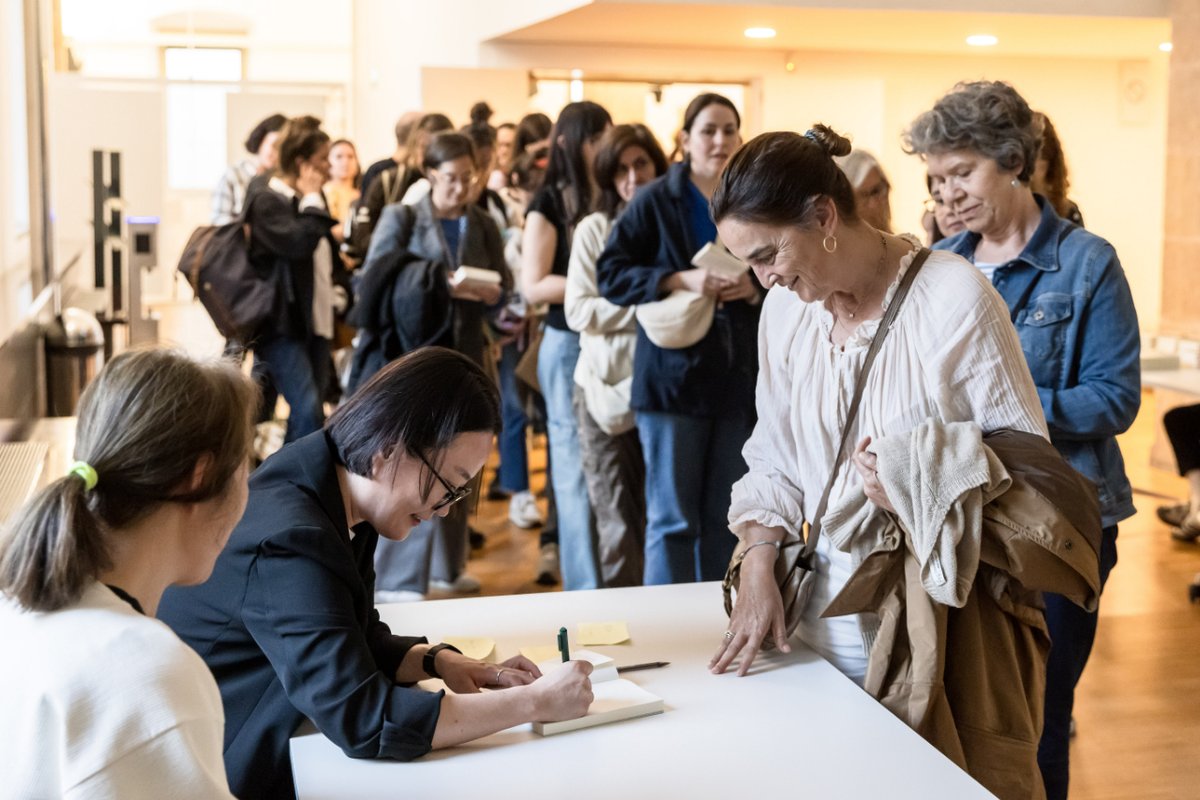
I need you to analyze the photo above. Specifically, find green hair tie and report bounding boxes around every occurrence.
[68,461,98,491]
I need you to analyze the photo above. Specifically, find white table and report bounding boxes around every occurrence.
[1143,368,1200,396]
[290,582,994,799]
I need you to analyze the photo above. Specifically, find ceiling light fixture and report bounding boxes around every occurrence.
[744,27,776,39]
[966,34,998,47]
[1160,42,1174,52]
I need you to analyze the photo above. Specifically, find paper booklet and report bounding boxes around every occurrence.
[691,241,749,279]
[532,650,664,736]
[450,266,502,288]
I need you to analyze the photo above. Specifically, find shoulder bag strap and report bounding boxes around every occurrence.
[803,246,932,557]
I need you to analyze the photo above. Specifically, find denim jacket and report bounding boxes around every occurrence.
[934,196,1140,527]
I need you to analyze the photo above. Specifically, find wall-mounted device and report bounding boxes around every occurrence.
[91,149,159,355]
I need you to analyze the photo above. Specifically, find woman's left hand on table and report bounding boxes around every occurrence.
[437,652,541,693]
[852,436,895,514]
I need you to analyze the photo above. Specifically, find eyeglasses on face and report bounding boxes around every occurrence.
[416,450,472,511]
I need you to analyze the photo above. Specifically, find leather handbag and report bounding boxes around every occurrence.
[177,212,274,343]
[723,248,932,650]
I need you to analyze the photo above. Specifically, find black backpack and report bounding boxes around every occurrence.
[177,212,275,342]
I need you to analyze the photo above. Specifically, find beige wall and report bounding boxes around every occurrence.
[1161,0,1200,339]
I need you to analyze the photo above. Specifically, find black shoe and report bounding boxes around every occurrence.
[469,527,486,550]
[486,478,512,501]
[1171,520,1200,543]
[1158,502,1189,528]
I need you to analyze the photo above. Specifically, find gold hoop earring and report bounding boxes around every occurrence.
[822,234,837,254]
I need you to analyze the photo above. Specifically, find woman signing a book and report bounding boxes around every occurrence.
[160,348,593,800]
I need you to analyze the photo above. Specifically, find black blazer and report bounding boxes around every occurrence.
[244,181,338,341]
[158,431,442,800]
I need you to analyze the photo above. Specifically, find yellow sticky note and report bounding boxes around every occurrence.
[442,637,495,661]
[520,644,561,663]
[578,621,630,646]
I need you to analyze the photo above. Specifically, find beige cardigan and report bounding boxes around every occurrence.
[822,426,1101,800]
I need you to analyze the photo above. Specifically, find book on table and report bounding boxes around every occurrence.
[532,650,664,736]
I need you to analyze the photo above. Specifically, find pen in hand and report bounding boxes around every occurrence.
[557,626,570,662]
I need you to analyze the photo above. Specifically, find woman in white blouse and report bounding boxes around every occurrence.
[707,127,1047,682]
[0,348,255,798]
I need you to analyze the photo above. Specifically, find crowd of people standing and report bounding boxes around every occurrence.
[1,77,1154,800]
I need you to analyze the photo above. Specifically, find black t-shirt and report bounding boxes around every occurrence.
[360,157,400,199]
[526,185,572,330]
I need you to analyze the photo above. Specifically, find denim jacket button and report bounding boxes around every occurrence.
[1033,310,1045,321]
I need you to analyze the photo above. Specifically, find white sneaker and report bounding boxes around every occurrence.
[508,490,544,529]
[374,589,426,604]
[429,573,482,594]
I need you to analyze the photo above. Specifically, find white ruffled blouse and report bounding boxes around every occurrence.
[727,239,1048,678]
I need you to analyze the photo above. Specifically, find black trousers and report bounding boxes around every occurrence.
[1163,402,1200,475]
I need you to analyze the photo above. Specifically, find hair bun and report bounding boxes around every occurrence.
[470,102,493,125]
[804,124,852,158]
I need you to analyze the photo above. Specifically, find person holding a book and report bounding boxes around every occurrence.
[596,93,762,585]
[357,131,511,600]
[159,348,594,800]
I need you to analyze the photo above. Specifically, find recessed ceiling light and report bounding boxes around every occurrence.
[744,27,776,39]
[1160,42,1174,52]
[966,34,998,47]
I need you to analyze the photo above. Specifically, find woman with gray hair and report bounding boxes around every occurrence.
[904,79,1140,800]
[834,149,892,232]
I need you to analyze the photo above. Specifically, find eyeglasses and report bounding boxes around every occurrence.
[432,168,476,187]
[416,450,472,511]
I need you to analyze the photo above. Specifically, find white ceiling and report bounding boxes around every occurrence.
[490,2,1173,60]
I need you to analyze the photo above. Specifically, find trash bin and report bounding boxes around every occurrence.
[44,307,105,417]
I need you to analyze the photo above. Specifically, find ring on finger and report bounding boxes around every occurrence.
[723,630,734,640]
[495,668,503,683]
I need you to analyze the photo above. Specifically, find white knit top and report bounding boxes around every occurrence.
[0,582,235,798]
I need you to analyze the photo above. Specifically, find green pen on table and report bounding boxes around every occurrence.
[557,626,570,662]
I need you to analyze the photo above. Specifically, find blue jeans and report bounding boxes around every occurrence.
[496,341,530,493]
[1038,524,1119,800]
[536,326,597,590]
[256,335,330,443]
[635,410,751,584]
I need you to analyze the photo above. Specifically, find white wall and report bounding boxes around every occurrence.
[0,0,33,345]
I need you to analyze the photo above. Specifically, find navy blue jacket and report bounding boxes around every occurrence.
[935,196,1140,527]
[596,161,762,418]
[158,431,441,800]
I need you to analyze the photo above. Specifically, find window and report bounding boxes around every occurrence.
[163,47,242,190]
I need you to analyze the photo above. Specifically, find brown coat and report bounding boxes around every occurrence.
[822,429,1101,800]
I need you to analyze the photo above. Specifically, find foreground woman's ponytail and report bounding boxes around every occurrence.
[0,348,256,612]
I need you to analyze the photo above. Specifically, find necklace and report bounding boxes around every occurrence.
[845,232,888,319]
